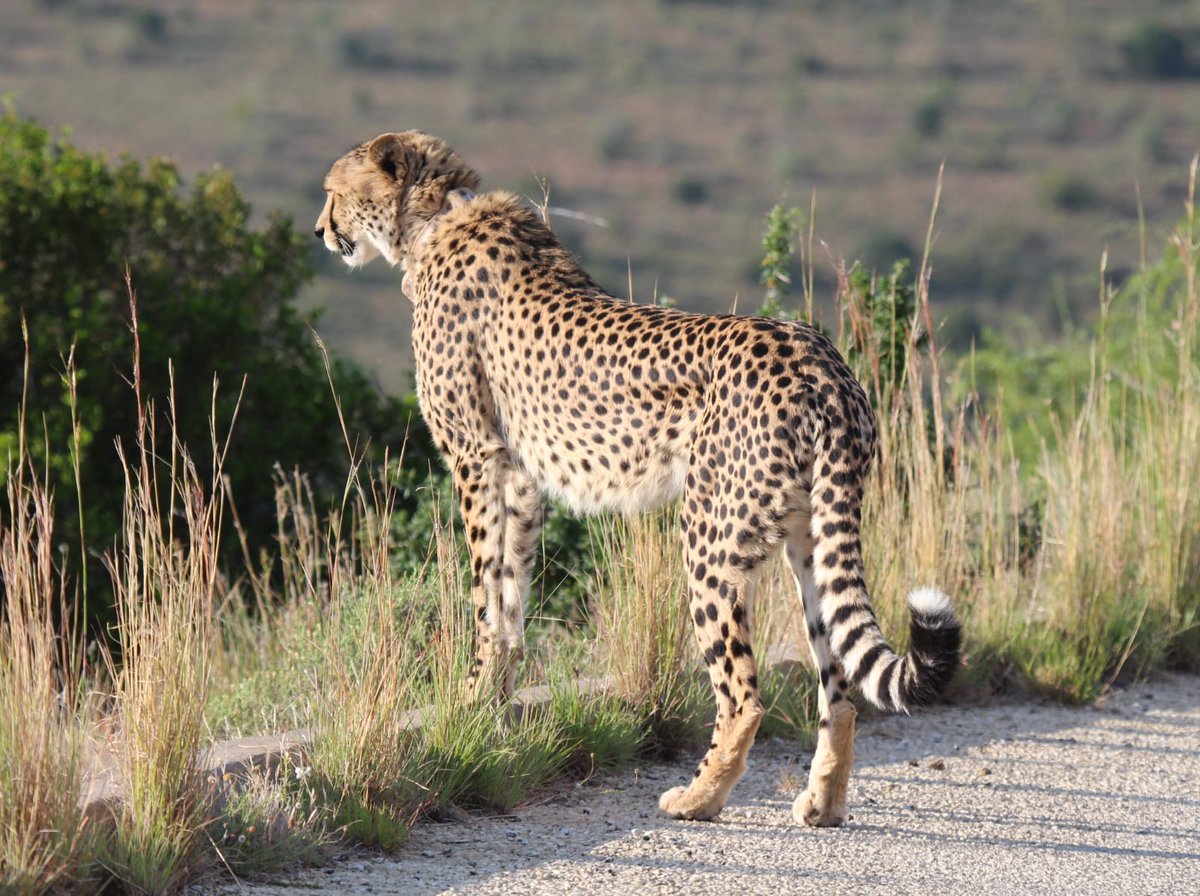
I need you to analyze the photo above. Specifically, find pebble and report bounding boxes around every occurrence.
[191,675,1199,896]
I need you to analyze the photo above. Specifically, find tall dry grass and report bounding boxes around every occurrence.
[0,415,94,892]
[836,161,1200,702]
[95,288,232,891]
[2,166,1199,895]
[588,511,707,750]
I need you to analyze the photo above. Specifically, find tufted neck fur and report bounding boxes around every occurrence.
[402,187,477,263]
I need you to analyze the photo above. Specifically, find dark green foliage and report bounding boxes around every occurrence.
[0,108,405,627]
[912,80,954,139]
[965,223,1200,467]
[337,30,397,70]
[1039,171,1100,213]
[386,464,598,632]
[672,176,709,205]
[845,259,925,400]
[1120,22,1191,80]
[384,392,595,630]
[596,117,638,163]
[757,203,804,319]
[129,9,168,43]
[754,203,922,400]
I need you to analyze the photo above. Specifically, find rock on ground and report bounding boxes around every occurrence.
[192,674,1200,896]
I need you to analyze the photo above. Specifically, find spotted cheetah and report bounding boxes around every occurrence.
[315,131,961,826]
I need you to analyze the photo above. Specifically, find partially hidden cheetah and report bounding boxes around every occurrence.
[315,131,961,826]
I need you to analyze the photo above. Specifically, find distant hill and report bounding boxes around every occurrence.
[4,0,1197,390]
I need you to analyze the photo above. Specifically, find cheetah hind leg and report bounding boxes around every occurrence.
[659,549,765,820]
[784,528,855,827]
[658,702,764,821]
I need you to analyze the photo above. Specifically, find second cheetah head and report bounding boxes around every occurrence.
[314,131,480,269]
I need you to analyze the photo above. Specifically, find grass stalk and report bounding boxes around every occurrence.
[589,511,708,753]
[97,284,228,893]
[0,454,95,893]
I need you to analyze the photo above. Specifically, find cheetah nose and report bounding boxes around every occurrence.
[314,226,325,239]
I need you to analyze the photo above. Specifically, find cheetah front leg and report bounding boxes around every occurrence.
[497,469,543,697]
[453,453,513,702]
[659,508,765,821]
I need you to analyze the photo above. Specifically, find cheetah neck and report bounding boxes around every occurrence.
[402,188,477,268]
[399,188,477,300]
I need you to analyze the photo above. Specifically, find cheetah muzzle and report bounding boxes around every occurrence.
[316,130,962,826]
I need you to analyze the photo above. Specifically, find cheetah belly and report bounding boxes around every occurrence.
[511,430,689,516]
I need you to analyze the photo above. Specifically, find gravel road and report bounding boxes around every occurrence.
[197,674,1199,895]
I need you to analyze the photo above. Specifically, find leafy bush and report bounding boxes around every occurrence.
[1120,22,1191,80]
[845,259,925,402]
[1039,170,1100,212]
[337,30,398,70]
[672,176,709,205]
[757,203,804,319]
[912,80,954,139]
[0,107,405,627]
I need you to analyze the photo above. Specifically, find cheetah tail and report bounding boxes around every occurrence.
[828,585,962,714]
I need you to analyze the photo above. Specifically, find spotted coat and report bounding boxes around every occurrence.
[316,131,961,825]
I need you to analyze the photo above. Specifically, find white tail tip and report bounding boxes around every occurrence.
[907,587,955,622]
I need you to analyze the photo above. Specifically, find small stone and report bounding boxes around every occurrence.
[928,759,945,771]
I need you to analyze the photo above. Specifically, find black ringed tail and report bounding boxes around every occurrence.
[827,585,961,713]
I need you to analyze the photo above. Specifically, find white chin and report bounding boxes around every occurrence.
[342,244,381,269]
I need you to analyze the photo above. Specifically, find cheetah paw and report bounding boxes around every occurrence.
[658,784,725,821]
[793,789,846,827]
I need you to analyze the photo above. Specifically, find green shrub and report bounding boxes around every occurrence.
[1120,22,1190,80]
[337,30,397,70]
[0,107,406,629]
[912,80,954,139]
[1039,170,1100,212]
[757,203,804,319]
[672,176,709,205]
[596,116,638,162]
[129,9,167,42]
[845,259,925,402]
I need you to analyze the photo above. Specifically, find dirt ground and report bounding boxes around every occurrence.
[193,674,1200,896]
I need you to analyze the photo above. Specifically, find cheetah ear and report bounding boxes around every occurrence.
[444,187,475,212]
[367,133,409,182]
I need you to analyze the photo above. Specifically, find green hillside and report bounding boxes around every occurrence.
[3,0,1198,389]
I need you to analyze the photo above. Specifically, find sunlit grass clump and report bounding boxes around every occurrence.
[1,165,1199,893]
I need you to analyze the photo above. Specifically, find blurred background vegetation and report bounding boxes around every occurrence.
[2,0,1197,386]
[3,6,1199,886]
[1,0,1198,631]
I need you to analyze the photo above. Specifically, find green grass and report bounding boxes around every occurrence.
[846,162,1200,704]
[2,168,1200,892]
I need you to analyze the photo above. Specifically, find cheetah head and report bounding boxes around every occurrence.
[315,131,480,269]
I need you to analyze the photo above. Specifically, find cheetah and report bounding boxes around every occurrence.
[315,131,962,826]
